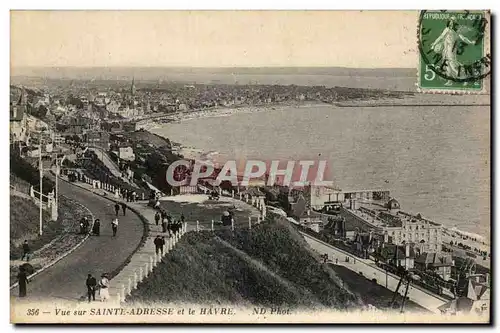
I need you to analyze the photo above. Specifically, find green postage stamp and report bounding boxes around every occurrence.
[418,10,491,93]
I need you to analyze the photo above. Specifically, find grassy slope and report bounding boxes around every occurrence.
[10,196,51,243]
[129,218,359,310]
[10,195,84,259]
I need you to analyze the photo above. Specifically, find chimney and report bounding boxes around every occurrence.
[405,243,410,257]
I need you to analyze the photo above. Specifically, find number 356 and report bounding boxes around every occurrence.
[27,309,39,316]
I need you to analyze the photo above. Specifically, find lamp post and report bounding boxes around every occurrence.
[38,137,43,236]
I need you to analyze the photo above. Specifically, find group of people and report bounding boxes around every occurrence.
[114,202,127,216]
[154,210,185,236]
[85,273,110,302]
[120,188,138,202]
[82,216,118,238]
[80,217,91,234]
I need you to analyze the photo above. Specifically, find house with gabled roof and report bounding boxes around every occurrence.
[415,252,454,281]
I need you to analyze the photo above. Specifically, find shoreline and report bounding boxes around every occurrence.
[143,101,490,252]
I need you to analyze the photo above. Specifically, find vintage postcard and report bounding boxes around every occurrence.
[9,10,491,324]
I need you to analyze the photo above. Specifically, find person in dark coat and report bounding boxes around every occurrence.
[92,219,101,236]
[21,240,30,261]
[86,274,97,302]
[17,268,28,297]
[154,236,162,255]
[121,202,127,216]
[154,211,161,226]
[180,213,185,223]
[161,236,166,254]
[114,202,120,216]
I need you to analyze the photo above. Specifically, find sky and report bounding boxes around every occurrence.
[10,11,418,68]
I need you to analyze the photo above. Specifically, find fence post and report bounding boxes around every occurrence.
[140,267,145,283]
[232,190,235,198]
[249,216,252,230]
[133,271,138,289]
[196,220,199,232]
[239,193,242,201]
[127,277,132,295]
[211,220,214,231]
[231,218,234,231]
[30,186,34,198]
[144,263,149,278]
[121,284,126,302]
[257,216,261,224]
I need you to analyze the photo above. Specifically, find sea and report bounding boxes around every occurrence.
[152,103,490,239]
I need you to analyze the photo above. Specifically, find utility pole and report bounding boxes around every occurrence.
[39,137,43,236]
[55,154,58,210]
[386,266,388,288]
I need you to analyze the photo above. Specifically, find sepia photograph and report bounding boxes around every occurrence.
[9,10,491,324]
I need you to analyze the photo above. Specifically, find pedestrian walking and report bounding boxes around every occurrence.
[111,218,119,237]
[162,217,168,234]
[161,236,166,254]
[21,240,30,261]
[154,211,161,226]
[86,274,97,302]
[154,199,160,209]
[154,236,162,255]
[180,213,185,223]
[132,191,137,202]
[99,273,110,302]
[121,202,127,216]
[17,267,29,297]
[114,202,120,216]
[92,219,101,236]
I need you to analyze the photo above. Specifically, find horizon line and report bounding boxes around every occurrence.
[11,65,414,70]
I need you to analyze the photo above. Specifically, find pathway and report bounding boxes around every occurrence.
[88,147,132,185]
[300,232,448,313]
[10,179,144,305]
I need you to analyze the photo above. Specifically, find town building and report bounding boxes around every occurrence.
[305,185,391,210]
[377,203,443,253]
[438,274,490,315]
[297,209,324,233]
[117,146,135,161]
[415,252,454,281]
[377,243,416,270]
[84,131,110,150]
[10,89,28,143]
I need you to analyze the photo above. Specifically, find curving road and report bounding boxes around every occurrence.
[10,179,144,304]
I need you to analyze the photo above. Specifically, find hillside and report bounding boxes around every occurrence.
[128,218,360,310]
